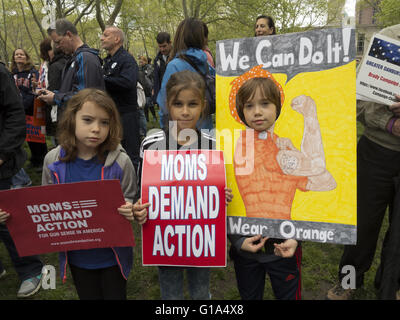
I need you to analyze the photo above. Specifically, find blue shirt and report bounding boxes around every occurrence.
[65,156,117,269]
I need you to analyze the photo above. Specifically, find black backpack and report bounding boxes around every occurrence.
[179,54,216,114]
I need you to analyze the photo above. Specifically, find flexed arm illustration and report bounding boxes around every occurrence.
[276,95,336,191]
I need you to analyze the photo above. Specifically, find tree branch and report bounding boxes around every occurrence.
[106,0,124,26]
[95,0,105,31]
[73,0,95,25]
[26,0,46,39]
[18,0,40,64]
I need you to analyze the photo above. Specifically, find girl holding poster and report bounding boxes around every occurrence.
[40,88,137,300]
[134,70,233,300]
[229,65,336,300]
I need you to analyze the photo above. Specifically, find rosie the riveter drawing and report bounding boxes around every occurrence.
[231,65,336,220]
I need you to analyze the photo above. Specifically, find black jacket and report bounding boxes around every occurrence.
[0,62,27,179]
[152,51,168,104]
[54,44,104,111]
[48,52,67,92]
[103,46,138,114]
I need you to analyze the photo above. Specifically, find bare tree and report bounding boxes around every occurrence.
[18,0,40,64]
[95,0,124,31]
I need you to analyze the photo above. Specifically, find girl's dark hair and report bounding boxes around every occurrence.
[57,88,122,163]
[168,18,205,62]
[236,77,281,126]
[165,70,207,127]
[40,38,52,61]
[255,15,277,35]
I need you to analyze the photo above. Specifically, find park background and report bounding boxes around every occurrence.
[0,0,398,299]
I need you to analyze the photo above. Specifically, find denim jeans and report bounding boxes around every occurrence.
[158,266,210,300]
[11,168,31,188]
[0,178,43,281]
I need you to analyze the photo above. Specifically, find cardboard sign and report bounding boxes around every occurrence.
[26,115,46,143]
[33,98,46,127]
[0,180,135,257]
[216,28,357,245]
[356,33,400,106]
[141,149,226,267]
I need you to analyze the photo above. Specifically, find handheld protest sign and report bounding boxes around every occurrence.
[217,28,357,245]
[356,33,400,106]
[141,149,227,267]
[26,115,46,143]
[0,180,135,257]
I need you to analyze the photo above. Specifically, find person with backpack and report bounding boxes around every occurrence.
[156,18,215,131]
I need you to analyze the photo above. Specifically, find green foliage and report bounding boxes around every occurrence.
[1,0,344,65]
[376,0,400,27]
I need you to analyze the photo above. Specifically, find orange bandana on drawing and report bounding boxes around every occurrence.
[228,65,285,125]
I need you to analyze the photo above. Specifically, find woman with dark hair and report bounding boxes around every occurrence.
[156,17,215,131]
[38,38,53,89]
[11,48,47,171]
[255,15,276,37]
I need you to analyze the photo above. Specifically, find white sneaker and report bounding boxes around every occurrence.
[0,269,6,279]
[17,274,42,298]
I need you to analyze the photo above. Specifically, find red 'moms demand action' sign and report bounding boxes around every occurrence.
[0,180,135,257]
[141,149,226,267]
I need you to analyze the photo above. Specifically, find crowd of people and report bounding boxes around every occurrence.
[0,14,399,301]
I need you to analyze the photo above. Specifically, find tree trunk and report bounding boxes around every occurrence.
[26,0,46,39]
[96,0,124,32]
[18,0,40,64]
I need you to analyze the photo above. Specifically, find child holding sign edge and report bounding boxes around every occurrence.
[41,88,137,300]
[134,70,233,299]
[229,66,336,300]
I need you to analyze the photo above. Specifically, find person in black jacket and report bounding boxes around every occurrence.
[46,44,67,139]
[0,61,44,298]
[101,26,140,169]
[38,19,104,113]
[152,32,171,105]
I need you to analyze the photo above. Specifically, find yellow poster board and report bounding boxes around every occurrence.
[216,28,357,244]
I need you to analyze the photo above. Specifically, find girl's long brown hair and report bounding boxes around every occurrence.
[168,18,206,62]
[57,88,122,163]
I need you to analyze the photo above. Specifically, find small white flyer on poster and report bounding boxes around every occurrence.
[356,34,400,106]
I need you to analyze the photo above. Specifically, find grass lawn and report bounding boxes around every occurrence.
[0,118,389,300]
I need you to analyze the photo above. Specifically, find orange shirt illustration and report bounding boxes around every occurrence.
[234,130,308,220]
[230,66,337,220]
